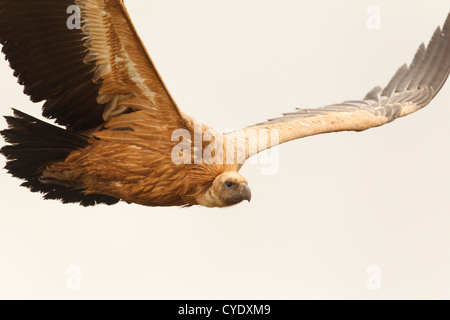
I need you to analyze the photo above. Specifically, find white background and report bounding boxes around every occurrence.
[0,0,449,299]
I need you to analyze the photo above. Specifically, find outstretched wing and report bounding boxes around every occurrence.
[0,0,186,133]
[228,13,450,164]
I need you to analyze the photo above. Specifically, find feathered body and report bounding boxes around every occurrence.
[43,127,239,207]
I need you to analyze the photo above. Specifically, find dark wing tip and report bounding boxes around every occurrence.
[0,0,107,132]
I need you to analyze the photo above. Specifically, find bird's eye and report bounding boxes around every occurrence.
[225,181,234,189]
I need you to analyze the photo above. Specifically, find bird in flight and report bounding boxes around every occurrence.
[0,0,449,208]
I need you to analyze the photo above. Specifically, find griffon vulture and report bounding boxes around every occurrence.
[0,0,449,208]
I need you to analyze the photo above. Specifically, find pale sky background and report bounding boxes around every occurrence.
[0,0,449,299]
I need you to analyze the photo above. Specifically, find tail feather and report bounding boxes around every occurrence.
[1,109,120,206]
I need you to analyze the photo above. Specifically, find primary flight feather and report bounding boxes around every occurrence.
[0,0,449,208]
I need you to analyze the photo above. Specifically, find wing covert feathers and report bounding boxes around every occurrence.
[0,0,185,133]
[230,12,450,161]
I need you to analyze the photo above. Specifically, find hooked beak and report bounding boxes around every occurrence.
[241,184,252,202]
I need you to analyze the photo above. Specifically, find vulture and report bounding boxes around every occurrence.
[0,1,449,208]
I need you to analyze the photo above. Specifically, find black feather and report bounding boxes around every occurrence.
[1,109,120,206]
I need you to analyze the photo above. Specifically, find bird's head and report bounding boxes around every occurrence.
[197,171,252,208]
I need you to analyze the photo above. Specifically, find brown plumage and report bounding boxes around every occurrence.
[0,1,449,208]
